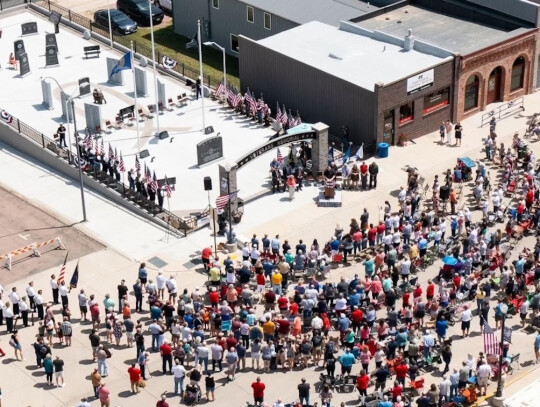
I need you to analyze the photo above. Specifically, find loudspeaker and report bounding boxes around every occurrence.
[440,186,450,201]
[204,176,212,191]
[159,130,169,140]
[139,149,150,159]
[204,126,214,135]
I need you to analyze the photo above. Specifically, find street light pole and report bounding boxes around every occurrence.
[203,41,226,99]
[495,304,508,398]
[43,76,88,222]
[71,98,88,222]
[223,162,233,244]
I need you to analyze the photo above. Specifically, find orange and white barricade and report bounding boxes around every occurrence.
[1,237,65,270]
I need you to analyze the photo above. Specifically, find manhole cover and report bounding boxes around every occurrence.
[147,256,168,269]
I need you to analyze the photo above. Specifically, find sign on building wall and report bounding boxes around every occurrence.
[407,69,434,95]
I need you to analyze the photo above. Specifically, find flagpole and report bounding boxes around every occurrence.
[130,42,141,155]
[197,19,206,131]
[148,0,160,138]
[106,0,113,48]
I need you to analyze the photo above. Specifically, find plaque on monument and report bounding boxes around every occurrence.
[45,44,59,66]
[14,40,25,60]
[79,77,91,97]
[197,135,223,167]
[21,22,38,36]
[19,52,31,77]
[45,33,58,53]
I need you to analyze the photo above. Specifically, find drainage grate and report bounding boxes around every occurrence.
[147,256,168,269]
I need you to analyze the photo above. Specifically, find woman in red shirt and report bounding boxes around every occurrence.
[128,363,141,393]
[426,280,435,301]
[356,370,369,397]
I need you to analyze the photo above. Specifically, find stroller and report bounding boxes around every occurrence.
[184,383,202,405]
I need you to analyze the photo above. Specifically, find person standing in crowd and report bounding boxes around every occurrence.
[128,363,142,394]
[53,355,65,387]
[98,382,111,407]
[252,377,266,406]
[91,368,102,398]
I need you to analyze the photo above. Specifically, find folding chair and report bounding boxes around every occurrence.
[105,120,114,133]
[158,101,166,114]
[168,97,176,110]
[138,108,147,121]
[147,104,156,118]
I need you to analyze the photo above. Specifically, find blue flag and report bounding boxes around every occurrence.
[110,52,132,78]
[342,144,351,163]
[328,146,334,164]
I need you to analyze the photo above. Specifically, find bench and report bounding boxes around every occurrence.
[84,45,101,59]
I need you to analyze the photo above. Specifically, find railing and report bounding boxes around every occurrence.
[480,96,525,127]
[27,0,221,89]
[2,114,206,237]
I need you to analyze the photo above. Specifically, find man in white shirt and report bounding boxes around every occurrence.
[166,276,178,305]
[439,375,452,405]
[8,288,20,315]
[50,274,59,304]
[58,281,69,307]
[156,271,166,300]
[26,281,37,311]
[171,359,187,395]
[400,256,411,281]
[461,305,472,337]
[334,294,347,312]
[19,297,29,327]
[311,315,323,330]
[476,361,492,396]
[34,290,45,320]
[3,302,14,333]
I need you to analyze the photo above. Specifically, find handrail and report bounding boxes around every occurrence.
[480,96,525,127]
[1,114,211,237]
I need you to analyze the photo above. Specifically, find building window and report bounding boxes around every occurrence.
[247,6,254,23]
[464,74,479,111]
[264,12,271,30]
[212,0,219,9]
[511,57,525,91]
[230,34,239,53]
[423,87,450,115]
[399,101,414,125]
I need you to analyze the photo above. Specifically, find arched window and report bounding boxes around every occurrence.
[511,57,525,91]
[464,75,479,111]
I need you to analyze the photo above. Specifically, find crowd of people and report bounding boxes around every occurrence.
[3,125,540,407]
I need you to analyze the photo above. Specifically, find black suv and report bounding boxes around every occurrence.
[94,9,138,35]
[116,0,164,26]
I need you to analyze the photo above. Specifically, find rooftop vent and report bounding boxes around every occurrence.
[404,28,414,51]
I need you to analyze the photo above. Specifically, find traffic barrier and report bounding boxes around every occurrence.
[0,237,65,270]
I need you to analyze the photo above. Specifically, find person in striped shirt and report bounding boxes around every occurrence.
[60,317,73,346]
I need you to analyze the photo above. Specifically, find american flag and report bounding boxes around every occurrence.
[99,138,104,157]
[216,79,226,97]
[108,143,114,161]
[227,86,236,105]
[216,191,238,210]
[150,171,159,193]
[288,109,295,129]
[114,147,118,164]
[483,323,500,355]
[145,163,151,183]
[281,105,288,125]
[246,89,256,114]
[276,102,282,123]
[83,131,92,148]
[295,111,302,126]
[277,148,284,164]
[135,155,141,172]
[234,86,242,107]
[163,175,173,198]
[57,251,69,285]
[118,153,125,172]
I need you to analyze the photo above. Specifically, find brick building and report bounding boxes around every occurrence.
[356,2,538,123]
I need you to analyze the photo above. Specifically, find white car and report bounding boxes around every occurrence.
[156,0,172,12]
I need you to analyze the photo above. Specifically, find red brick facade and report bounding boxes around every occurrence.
[457,30,538,121]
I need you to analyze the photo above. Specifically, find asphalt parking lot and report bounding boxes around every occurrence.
[0,186,104,285]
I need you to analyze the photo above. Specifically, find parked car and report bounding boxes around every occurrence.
[117,0,164,25]
[155,0,172,13]
[94,9,138,35]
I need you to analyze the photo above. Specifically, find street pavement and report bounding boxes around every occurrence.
[2,6,540,407]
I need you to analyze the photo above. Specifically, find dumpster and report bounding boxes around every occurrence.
[378,142,389,158]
